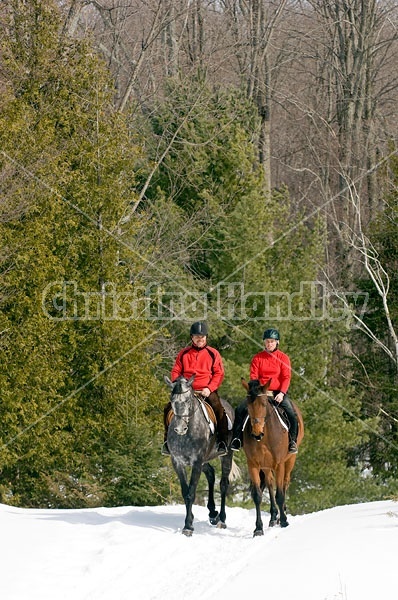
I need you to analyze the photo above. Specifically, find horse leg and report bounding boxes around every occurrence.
[202,463,219,525]
[275,464,289,527]
[284,456,295,494]
[181,462,203,535]
[262,469,278,527]
[171,459,197,536]
[248,465,264,536]
[278,459,295,527]
[217,451,233,528]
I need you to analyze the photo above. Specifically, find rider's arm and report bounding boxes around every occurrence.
[207,350,224,392]
[249,354,260,381]
[170,349,185,381]
[278,353,291,394]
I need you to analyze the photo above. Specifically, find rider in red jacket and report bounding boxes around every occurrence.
[250,345,291,394]
[231,328,299,454]
[162,322,228,456]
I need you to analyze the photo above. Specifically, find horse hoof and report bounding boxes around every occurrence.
[182,528,194,537]
[253,529,264,537]
[269,520,277,527]
[280,521,289,528]
[209,513,220,526]
[216,521,227,529]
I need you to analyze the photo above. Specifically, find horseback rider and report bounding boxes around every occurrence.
[162,321,229,457]
[231,327,299,454]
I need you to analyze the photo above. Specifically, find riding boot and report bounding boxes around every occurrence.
[279,394,298,454]
[231,401,247,451]
[207,391,228,456]
[216,413,229,456]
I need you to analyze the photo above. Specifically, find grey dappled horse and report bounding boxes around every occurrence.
[164,375,238,536]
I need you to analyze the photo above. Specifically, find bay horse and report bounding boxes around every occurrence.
[241,378,304,536]
[164,374,239,536]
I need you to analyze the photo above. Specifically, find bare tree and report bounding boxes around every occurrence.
[220,0,288,193]
[265,0,398,291]
[57,0,398,256]
[61,0,87,38]
[321,172,398,371]
[309,1,397,227]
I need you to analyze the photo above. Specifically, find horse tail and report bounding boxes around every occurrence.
[229,458,241,483]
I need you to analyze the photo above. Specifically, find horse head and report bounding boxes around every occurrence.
[241,377,271,441]
[164,374,195,436]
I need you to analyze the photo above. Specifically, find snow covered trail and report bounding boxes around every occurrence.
[0,500,396,600]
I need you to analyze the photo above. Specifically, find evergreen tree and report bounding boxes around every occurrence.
[351,150,398,490]
[0,0,169,507]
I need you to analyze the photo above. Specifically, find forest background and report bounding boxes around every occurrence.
[0,0,397,513]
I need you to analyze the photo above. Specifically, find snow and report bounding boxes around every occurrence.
[1,499,396,600]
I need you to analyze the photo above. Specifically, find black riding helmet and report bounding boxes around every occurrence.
[262,327,280,341]
[190,321,208,336]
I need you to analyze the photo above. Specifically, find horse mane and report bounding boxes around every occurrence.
[247,379,261,403]
[171,375,194,395]
[172,378,186,394]
[241,377,271,404]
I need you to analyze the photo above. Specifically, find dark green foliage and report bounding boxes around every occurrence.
[0,0,167,507]
[350,150,398,487]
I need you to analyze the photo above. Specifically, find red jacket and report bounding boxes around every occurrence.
[250,349,291,394]
[171,345,224,392]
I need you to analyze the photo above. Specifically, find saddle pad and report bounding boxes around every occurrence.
[200,399,233,431]
[202,400,217,425]
[273,404,289,431]
[166,408,174,428]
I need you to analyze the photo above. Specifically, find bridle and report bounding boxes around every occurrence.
[248,392,272,428]
[170,386,200,434]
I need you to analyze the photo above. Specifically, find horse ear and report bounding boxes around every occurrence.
[187,374,195,386]
[164,375,173,388]
[241,377,249,391]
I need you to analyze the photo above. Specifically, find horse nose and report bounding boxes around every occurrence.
[251,432,264,442]
[174,424,188,435]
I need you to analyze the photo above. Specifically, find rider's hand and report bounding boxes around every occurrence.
[274,392,284,403]
[200,387,211,398]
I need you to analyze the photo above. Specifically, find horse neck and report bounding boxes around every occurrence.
[262,399,285,443]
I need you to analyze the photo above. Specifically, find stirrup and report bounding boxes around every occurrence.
[230,438,242,451]
[288,441,298,454]
[216,441,228,456]
[161,441,170,456]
